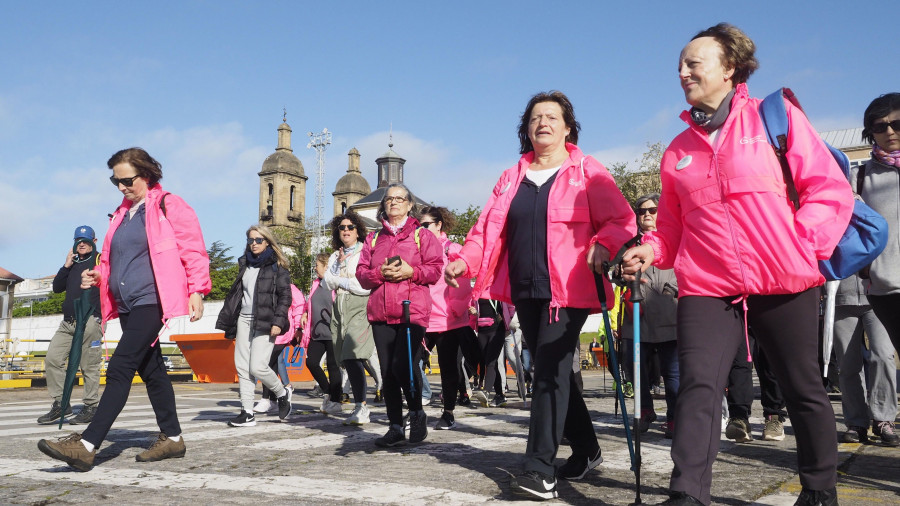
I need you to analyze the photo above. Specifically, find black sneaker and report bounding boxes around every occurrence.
[277,389,292,421]
[37,401,73,425]
[457,392,471,407]
[373,389,383,403]
[435,411,456,430]
[228,410,256,427]
[557,447,603,480]
[375,425,407,448]
[659,491,704,505]
[794,486,838,506]
[490,393,507,407]
[511,470,558,500]
[68,405,97,425]
[409,410,428,443]
[840,426,869,444]
[873,420,899,447]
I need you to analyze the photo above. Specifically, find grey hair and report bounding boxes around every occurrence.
[376,183,420,221]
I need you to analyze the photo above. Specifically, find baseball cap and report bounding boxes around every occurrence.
[73,225,95,242]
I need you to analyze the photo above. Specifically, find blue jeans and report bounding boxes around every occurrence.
[419,359,432,399]
[622,339,679,420]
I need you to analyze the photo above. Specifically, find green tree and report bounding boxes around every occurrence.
[449,204,482,244]
[205,240,238,300]
[12,292,65,317]
[610,141,664,205]
[208,240,235,271]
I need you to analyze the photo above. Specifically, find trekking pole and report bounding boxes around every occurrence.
[403,300,416,397]
[629,270,644,505]
[593,272,635,467]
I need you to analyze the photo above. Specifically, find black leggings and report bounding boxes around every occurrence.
[372,322,425,427]
[426,326,478,412]
[343,358,367,404]
[82,304,179,446]
[262,344,288,401]
[306,339,341,402]
[476,321,506,395]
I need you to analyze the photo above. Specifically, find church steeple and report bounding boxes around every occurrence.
[258,112,307,233]
[374,132,406,188]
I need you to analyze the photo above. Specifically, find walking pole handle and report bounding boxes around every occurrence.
[629,268,644,303]
[402,300,411,324]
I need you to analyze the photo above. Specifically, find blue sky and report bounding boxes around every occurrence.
[1,1,891,279]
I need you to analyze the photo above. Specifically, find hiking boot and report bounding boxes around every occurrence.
[664,420,675,439]
[37,400,73,425]
[840,425,869,444]
[457,392,471,407]
[373,389,383,403]
[793,486,838,506]
[68,405,97,425]
[344,404,370,425]
[873,420,899,447]
[228,410,256,427]
[277,390,292,421]
[638,409,658,433]
[37,433,95,472]
[511,470,558,500]
[725,417,753,443]
[341,393,351,404]
[490,393,507,407]
[434,411,456,430]
[763,415,785,441]
[135,433,186,462]
[659,491,704,505]
[471,389,489,407]
[253,398,276,415]
[408,410,428,443]
[321,398,343,415]
[375,425,407,448]
[557,447,603,480]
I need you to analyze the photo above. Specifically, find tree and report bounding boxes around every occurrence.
[449,204,482,244]
[208,240,235,271]
[12,292,65,317]
[610,141,664,205]
[205,240,238,300]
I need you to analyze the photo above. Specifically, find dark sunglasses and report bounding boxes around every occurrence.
[247,237,266,245]
[109,175,140,187]
[638,207,658,215]
[871,120,900,134]
[419,221,436,228]
[338,224,356,231]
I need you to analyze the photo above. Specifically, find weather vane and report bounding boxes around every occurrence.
[282,107,287,123]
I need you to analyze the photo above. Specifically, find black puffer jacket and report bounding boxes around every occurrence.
[215,253,292,339]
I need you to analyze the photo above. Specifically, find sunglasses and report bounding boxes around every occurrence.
[247,237,266,245]
[384,196,408,204]
[871,120,900,134]
[419,221,436,228]
[638,207,658,215]
[110,175,140,187]
[338,224,356,231]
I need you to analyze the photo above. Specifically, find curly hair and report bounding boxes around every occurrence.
[517,90,580,154]
[418,205,456,234]
[329,210,368,250]
[107,147,164,187]
[862,93,900,145]
[691,23,758,84]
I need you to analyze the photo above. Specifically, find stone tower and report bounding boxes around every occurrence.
[258,119,308,238]
[374,142,406,188]
[332,148,371,216]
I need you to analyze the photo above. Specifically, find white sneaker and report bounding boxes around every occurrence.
[344,404,370,425]
[471,390,489,407]
[321,398,343,415]
[422,397,431,406]
[253,398,275,414]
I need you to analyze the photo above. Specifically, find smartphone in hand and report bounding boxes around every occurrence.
[387,255,401,266]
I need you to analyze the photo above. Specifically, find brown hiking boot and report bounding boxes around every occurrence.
[37,433,95,471]
[135,432,186,462]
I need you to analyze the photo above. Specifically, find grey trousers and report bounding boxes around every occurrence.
[833,305,898,427]
[45,318,103,406]
[234,314,285,413]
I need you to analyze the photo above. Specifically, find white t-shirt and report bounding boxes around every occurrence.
[525,165,561,187]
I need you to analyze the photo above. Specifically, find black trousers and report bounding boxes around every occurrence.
[670,291,837,505]
[82,304,180,446]
[426,325,479,412]
[869,294,900,355]
[306,339,342,402]
[476,320,507,395]
[343,358,367,404]
[726,332,787,420]
[515,299,597,476]
[372,322,425,427]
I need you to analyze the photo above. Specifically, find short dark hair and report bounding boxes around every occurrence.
[315,252,330,265]
[517,91,580,154]
[329,210,367,250]
[862,93,900,145]
[376,183,420,221]
[107,147,163,187]
[691,23,758,84]
[419,205,456,234]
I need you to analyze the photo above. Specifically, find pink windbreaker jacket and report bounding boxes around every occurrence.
[97,185,211,324]
[356,218,444,327]
[452,144,636,312]
[277,284,305,346]
[426,234,474,332]
[643,84,854,297]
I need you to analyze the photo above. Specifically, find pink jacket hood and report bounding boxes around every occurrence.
[427,234,474,332]
[642,84,854,297]
[97,185,211,324]
[452,144,636,312]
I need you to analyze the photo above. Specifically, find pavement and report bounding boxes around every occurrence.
[0,370,897,505]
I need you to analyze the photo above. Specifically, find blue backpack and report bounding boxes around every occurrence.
[759,88,888,281]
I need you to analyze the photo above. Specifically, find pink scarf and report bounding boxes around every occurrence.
[873,144,900,167]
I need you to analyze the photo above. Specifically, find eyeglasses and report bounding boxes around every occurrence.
[419,221,436,228]
[384,196,408,204]
[338,224,356,231]
[638,207,658,215]
[109,175,140,187]
[247,237,266,245]
[871,120,900,134]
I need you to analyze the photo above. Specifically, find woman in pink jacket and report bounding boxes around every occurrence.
[356,184,444,447]
[39,147,210,472]
[445,91,636,500]
[622,24,853,506]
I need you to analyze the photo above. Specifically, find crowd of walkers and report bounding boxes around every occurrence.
[35,21,899,506]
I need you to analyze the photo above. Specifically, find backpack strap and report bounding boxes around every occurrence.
[371,227,422,249]
[760,88,800,210]
[856,161,866,194]
[160,192,171,217]
[370,231,380,248]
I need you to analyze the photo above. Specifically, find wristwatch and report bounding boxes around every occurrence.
[193,292,205,300]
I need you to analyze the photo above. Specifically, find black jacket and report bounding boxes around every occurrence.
[53,251,102,320]
[215,253,292,339]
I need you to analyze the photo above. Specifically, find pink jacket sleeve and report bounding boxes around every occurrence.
[454,172,511,277]
[586,157,638,256]
[167,194,212,295]
[642,149,684,270]
[411,227,445,286]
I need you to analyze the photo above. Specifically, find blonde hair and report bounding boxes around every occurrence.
[246,224,289,269]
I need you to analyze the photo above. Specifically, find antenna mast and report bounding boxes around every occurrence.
[307,128,332,241]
